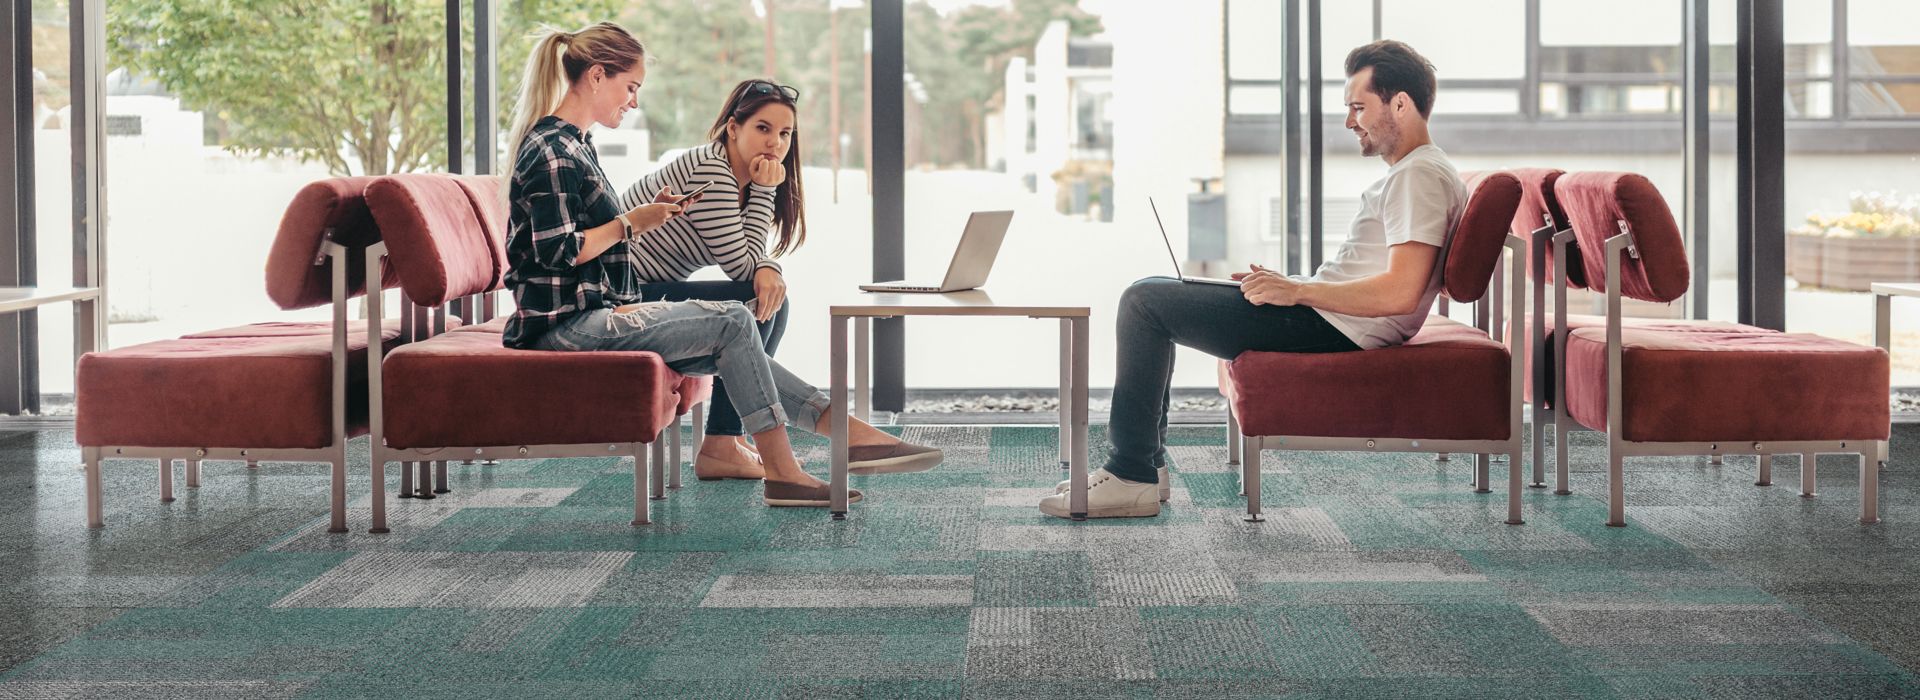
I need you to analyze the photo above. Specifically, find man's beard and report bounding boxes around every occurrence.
[1359,121,1399,158]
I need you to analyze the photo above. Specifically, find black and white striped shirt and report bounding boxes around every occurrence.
[616,141,782,283]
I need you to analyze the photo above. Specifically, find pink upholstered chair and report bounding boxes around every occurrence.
[1549,172,1890,526]
[76,177,408,532]
[1517,169,1771,495]
[361,174,702,532]
[1221,171,1529,525]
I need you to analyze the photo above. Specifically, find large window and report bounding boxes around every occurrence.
[902,2,1237,389]
[1786,0,1920,387]
[31,0,76,404]
[102,0,457,349]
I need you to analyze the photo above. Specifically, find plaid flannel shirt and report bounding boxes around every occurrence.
[502,116,641,348]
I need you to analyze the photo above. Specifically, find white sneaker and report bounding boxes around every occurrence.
[1055,466,1169,496]
[1039,469,1160,519]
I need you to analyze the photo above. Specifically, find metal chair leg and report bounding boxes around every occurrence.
[650,432,668,501]
[433,460,450,494]
[399,458,415,499]
[84,450,105,529]
[158,459,175,503]
[1861,453,1881,524]
[632,447,652,527]
[1605,445,1626,528]
[669,414,684,490]
[1242,436,1263,522]
[1799,453,1817,498]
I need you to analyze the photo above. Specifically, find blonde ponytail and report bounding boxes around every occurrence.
[505,30,573,172]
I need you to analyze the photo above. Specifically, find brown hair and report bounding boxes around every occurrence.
[1344,40,1437,118]
[709,79,806,258]
[505,22,647,163]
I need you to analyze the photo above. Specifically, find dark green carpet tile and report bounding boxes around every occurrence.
[3,425,1920,698]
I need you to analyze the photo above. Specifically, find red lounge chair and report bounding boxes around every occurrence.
[75,177,409,531]
[1222,171,1529,525]
[1549,171,1890,526]
[361,174,703,532]
[1517,168,1775,495]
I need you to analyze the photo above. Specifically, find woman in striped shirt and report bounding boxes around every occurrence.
[614,80,812,481]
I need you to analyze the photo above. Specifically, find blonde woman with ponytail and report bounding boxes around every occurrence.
[502,23,943,509]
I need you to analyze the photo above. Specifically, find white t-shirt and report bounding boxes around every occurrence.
[1308,144,1467,350]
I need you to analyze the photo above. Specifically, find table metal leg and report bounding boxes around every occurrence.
[1059,318,1071,468]
[1877,292,1892,352]
[1069,316,1090,519]
[855,316,870,422]
[831,314,851,518]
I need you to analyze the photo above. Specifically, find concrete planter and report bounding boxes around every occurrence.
[1791,232,1920,291]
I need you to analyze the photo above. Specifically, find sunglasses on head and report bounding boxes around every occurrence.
[746,80,800,102]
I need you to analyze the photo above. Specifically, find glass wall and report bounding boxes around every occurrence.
[31,0,76,403]
[1785,0,1920,386]
[102,0,455,349]
[899,0,1240,389]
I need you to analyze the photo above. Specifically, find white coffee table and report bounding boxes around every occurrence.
[826,289,1092,519]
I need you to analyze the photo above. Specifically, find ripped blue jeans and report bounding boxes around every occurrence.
[529,301,830,436]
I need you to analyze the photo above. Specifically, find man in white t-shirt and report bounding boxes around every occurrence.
[1041,40,1468,519]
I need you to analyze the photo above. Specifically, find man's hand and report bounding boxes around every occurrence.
[751,267,786,322]
[1241,267,1307,307]
[1230,263,1276,282]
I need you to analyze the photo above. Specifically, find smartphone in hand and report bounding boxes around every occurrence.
[677,180,716,205]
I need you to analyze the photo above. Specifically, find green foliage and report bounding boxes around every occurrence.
[107,0,1100,176]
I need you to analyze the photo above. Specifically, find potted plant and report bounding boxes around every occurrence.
[1789,191,1920,292]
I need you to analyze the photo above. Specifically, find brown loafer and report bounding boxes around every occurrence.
[763,480,863,507]
[847,442,945,475]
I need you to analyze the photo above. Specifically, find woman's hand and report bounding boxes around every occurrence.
[623,186,682,236]
[751,266,786,322]
[748,155,787,188]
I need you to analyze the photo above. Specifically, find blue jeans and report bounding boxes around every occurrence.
[1105,277,1360,483]
[634,280,788,437]
[530,301,828,436]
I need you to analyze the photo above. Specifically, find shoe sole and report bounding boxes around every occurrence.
[848,451,943,475]
[1037,499,1159,519]
[764,493,863,508]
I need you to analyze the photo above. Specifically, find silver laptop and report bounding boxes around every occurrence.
[1149,198,1240,286]
[860,210,1015,293]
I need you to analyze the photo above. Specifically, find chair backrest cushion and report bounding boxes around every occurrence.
[1554,171,1690,303]
[264,176,402,310]
[365,174,504,307]
[1444,171,1523,303]
[1512,168,1588,289]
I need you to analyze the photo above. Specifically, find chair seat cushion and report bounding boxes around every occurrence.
[76,327,403,449]
[1565,328,1890,442]
[1224,316,1512,440]
[447,316,509,334]
[1528,315,1770,402]
[180,317,449,339]
[677,376,714,416]
[380,331,687,449]
[446,317,711,416]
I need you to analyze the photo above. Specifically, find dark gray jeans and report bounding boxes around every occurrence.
[1105,277,1359,483]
